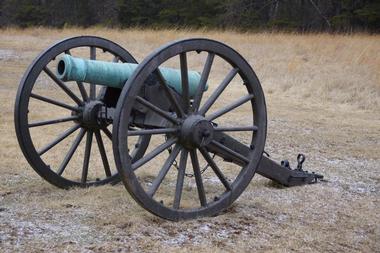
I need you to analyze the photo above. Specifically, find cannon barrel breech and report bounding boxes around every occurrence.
[56,54,206,97]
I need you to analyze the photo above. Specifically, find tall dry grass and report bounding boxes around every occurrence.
[1,27,379,110]
[0,28,379,252]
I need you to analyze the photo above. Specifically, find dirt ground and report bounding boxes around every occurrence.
[0,28,379,252]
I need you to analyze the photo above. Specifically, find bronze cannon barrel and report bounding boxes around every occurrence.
[56,54,206,97]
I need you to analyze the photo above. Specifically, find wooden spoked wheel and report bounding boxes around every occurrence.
[113,38,267,220]
[15,36,149,188]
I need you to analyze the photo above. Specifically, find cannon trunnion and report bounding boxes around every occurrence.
[15,36,323,220]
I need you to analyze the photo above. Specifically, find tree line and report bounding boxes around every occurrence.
[0,0,379,32]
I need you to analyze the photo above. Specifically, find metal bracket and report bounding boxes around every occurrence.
[98,106,115,123]
[258,154,324,187]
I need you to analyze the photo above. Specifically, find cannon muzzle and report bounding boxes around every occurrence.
[56,54,205,97]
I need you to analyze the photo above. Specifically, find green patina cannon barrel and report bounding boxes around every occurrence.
[56,55,206,97]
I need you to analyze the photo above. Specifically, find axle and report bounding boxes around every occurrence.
[56,55,206,97]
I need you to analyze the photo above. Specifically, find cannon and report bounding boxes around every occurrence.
[15,36,323,220]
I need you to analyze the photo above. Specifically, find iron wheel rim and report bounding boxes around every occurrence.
[113,38,267,220]
[15,36,150,188]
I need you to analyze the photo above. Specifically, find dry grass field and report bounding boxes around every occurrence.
[0,28,379,252]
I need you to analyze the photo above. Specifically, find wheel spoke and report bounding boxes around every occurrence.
[192,53,215,112]
[38,124,80,156]
[190,149,207,207]
[173,149,188,209]
[199,147,231,191]
[57,128,86,175]
[28,115,79,128]
[132,137,177,171]
[214,125,258,132]
[112,55,120,63]
[102,127,112,140]
[89,46,96,99]
[30,93,80,112]
[147,144,181,197]
[179,52,190,113]
[95,130,112,177]
[128,128,178,136]
[136,96,179,124]
[199,68,239,115]
[155,69,185,118]
[77,81,89,102]
[81,130,93,183]
[209,140,250,164]
[206,94,254,121]
[43,67,82,105]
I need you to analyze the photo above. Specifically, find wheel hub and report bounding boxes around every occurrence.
[180,115,214,148]
[77,100,105,128]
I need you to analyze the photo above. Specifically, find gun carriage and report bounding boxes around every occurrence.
[15,36,322,220]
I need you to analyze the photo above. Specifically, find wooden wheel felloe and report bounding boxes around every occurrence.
[113,38,267,220]
[15,36,149,188]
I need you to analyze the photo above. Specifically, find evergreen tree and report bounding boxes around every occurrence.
[0,0,378,32]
